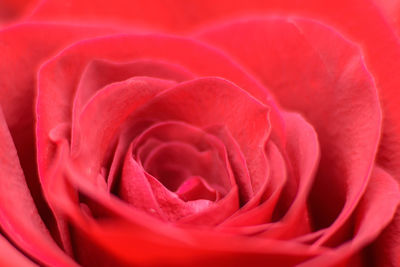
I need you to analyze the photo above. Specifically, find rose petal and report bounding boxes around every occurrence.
[198,18,381,244]
[132,121,235,195]
[0,108,76,266]
[176,176,218,202]
[265,112,320,238]
[119,143,165,220]
[369,207,400,266]
[49,142,326,266]
[222,112,319,238]
[146,173,239,225]
[296,166,400,266]
[30,1,400,185]
[0,0,38,24]
[205,125,254,205]
[73,59,195,125]
[373,0,400,36]
[143,142,231,194]
[27,0,399,44]
[121,138,237,224]
[0,22,116,241]
[70,76,176,179]
[220,141,286,228]
[0,234,36,267]
[129,77,270,194]
[36,33,280,186]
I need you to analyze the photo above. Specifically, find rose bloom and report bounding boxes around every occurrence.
[1,0,400,266]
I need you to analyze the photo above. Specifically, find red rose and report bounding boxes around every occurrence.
[0,1,399,266]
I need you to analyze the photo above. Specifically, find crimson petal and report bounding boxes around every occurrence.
[198,18,381,243]
[0,108,76,266]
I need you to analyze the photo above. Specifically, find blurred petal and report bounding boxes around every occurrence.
[0,108,75,266]
[369,207,400,267]
[0,235,37,267]
[0,0,39,25]
[0,22,116,240]
[297,167,400,266]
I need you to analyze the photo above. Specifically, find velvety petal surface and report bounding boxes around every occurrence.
[127,77,270,193]
[297,167,399,266]
[0,234,37,267]
[0,22,116,241]
[36,33,277,188]
[48,155,327,266]
[197,18,382,246]
[18,2,400,266]
[0,0,38,25]
[71,76,176,178]
[73,59,195,124]
[0,108,75,266]
[31,0,400,186]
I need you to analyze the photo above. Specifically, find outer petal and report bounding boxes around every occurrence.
[0,0,39,25]
[222,111,320,238]
[36,33,277,187]
[197,18,382,245]
[128,77,271,194]
[30,0,400,180]
[265,112,320,238]
[44,138,326,266]
[370,209,400,267]
[73,59,194,123]
[297,167,400,266]
[372,0,400,37]
[0,108,75,266]
[71,76,176,176]
[0,22,116,240]
[0,235,37,267]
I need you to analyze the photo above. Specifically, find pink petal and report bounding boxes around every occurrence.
[223,112,319,238]
[143,142,231,195]
[146,174,238,225]
[220,141,286,228]
[373,0,400,36]
[176,176,218,202]
[370,207,400,266]
[132,121,235,195]
[205,125,254,205]
[0,234,36,267]
[48,142,324,266]
[198,18,381,243]
[119,143,164,220]
[268,112,320,237]
[0,108,76,266]
[0,0,38,25]
[0,22,116,241]
[36,33,278,187]
[70,76,176,180]
[120,138,237,223]
[73,59,194,125]
[121,121,239,224]
[129,77,271,194]
[297,166,400,266]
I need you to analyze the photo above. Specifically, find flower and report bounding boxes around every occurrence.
[0,1,399,266]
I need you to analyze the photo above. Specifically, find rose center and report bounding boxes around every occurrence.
[138,140,219,201]
[117,121,235,221]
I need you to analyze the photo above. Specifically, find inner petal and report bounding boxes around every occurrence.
[142,141,229,198]
[176,176,218,202]
[73,59,195,126]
